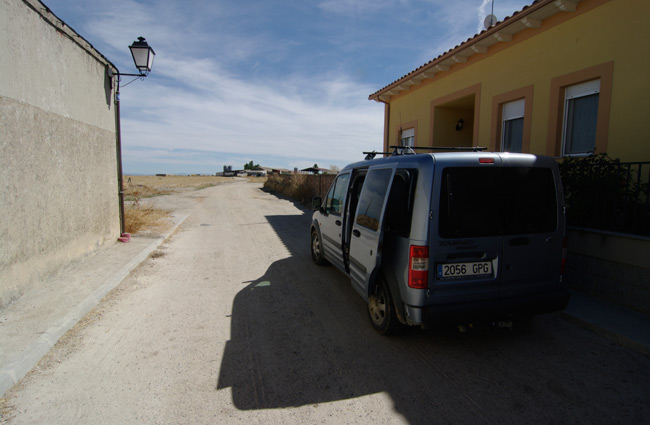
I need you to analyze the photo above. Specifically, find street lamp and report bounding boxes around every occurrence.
[129,36,156,74]
[110,37,156,240]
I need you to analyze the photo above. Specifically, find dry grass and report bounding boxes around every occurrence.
[124,204,170,235]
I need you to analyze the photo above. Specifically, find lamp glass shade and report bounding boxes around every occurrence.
[129,37,155,72]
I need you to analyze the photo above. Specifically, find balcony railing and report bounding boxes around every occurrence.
[559,155,650,236]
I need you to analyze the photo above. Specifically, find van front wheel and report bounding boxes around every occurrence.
[310,229,328,265]
[368,279,401,335]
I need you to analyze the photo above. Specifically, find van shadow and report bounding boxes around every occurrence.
[215,212,513,421]
[216,212,380,409]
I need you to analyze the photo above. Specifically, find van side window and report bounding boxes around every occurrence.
[384,169,417,237]
[355,168,393,231]
[325,174,350,216]
[439,167,557,238]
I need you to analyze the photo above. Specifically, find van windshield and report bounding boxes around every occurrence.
[439,167,557,238]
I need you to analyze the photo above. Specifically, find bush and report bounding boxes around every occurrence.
[559,154,650,234]
[263,174,335,203]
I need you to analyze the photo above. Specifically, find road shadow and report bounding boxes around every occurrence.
[217,213,650,423]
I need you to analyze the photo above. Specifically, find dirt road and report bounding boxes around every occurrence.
[3,180,650,424]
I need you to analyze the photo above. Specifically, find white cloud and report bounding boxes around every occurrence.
[118,59,384,168]
[63,0,384,171]
[318,0,408,15]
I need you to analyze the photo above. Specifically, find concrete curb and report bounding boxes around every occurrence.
[0,213,191,397]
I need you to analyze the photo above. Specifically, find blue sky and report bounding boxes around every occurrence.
[45,0,532,174]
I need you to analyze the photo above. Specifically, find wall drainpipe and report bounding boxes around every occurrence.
[377,99,390,153]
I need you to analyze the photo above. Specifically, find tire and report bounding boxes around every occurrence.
[367,278,401,335]
[310,229,328,265]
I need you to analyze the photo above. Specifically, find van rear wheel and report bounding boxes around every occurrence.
[368,279,401,335]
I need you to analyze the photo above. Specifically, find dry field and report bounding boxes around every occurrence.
[124,175,235,199]
[122,175,266,234]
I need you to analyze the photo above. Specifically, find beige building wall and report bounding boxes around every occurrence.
[382,0,650,162]
[0,0,120,307]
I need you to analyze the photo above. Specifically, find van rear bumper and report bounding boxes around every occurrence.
[419,287,571,324]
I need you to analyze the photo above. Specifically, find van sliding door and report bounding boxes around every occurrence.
[348,165,396,299]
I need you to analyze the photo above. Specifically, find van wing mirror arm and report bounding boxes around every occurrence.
[312,197,323,211]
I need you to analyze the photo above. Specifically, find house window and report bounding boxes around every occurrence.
[501,99,525,152]
[562,79,600,156]
[400,128,415,147]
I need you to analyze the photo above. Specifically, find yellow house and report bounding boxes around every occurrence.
[369,0,649,162]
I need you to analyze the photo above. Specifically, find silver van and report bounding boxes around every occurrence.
[310,150,570,334]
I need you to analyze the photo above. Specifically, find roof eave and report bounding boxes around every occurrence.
[369,0,581,102]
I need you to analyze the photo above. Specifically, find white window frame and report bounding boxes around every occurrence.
[562,79,600,157]
[501,99,525,153]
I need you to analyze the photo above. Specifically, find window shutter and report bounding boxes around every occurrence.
[502,98,525,120]
[566,80,600,100]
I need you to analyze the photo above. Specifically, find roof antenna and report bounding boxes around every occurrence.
[484,0,497,29]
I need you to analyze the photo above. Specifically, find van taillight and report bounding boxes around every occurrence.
[409,245,429,289]
[479,157,495,164]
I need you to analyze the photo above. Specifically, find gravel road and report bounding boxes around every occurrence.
[3,180,650,424]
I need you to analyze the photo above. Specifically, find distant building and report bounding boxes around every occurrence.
[264,167,292,175]
[223,165,236,177]
[300,167,331,175]
[246,169,267,177]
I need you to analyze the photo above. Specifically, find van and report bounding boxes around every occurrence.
[310,150,570,334]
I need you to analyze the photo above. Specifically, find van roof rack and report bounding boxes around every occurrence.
[389,145,487,153]
[364,145,488,160]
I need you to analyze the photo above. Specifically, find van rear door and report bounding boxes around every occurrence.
[431,154,564,308]
[432,158,503,304]
[499,158,564,298]
[348,164,397,299]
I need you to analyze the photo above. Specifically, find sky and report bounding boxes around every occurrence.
[45,0,533,174]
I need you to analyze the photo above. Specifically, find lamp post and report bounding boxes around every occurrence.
[111,37,155,239]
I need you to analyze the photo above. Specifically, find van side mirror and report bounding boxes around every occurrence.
[312,197,322,211]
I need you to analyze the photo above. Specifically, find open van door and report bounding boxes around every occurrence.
[348,164,397,299]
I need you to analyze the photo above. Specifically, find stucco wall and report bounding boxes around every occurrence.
[566,229,650,314]
[0,0,120,307]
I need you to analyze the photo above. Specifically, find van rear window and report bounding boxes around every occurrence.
[439,167,557,238]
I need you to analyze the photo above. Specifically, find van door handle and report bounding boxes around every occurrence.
[509,237,530,246]
[335,220,342,226]
[353,229,361,237]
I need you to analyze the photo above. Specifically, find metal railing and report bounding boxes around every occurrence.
[559,157,650,236]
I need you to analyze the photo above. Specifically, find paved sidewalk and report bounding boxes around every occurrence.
[0,213,190,396]
[2,220,649,396]
[560,289,650,357]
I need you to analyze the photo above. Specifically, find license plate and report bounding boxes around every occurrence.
[437,261,492,279]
